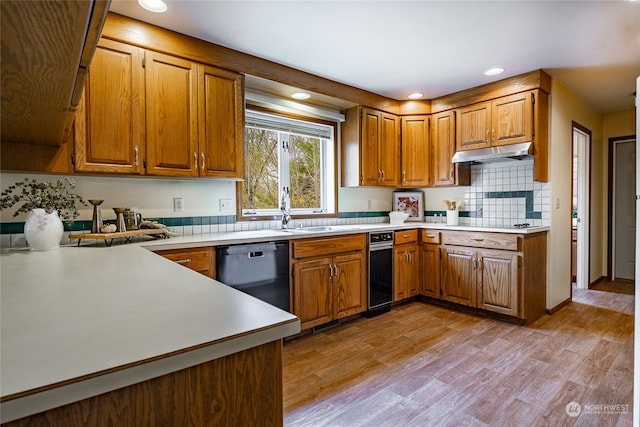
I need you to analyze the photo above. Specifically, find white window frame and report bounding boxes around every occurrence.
[241,109,336,218]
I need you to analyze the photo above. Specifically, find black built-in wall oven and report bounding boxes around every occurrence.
[367,232,394,316]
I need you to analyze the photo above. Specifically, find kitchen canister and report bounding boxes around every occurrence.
[446,209,459,226]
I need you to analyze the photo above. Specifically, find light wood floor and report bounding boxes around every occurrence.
[283,286,634,426]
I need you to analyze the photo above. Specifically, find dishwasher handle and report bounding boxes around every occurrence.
[223,242,278,255]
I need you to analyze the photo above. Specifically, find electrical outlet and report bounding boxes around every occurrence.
[367,199,372,210]
[173,197,184,212]
[219,198,232,212]
[555,197,560,209]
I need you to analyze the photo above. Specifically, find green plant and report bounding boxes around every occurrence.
[0,177,86,221]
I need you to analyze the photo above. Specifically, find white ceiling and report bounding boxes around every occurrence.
[109,0,640,114]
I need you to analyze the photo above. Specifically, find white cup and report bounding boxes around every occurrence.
[446,210,459,226]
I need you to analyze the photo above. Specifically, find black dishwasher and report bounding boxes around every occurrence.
[215,241,290,312]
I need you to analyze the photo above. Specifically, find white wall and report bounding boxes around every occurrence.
[0,173,237,222]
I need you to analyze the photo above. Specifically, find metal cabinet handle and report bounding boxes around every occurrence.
[449,167,454,180]
[175,258,191,265]
[194,152,198,170]
[472,238,485,241]
[201,152,205,170]
[134,145,139,166]
[479,258,483,270]
[426,234,436,238]
[381,170,385,181]
[334,264,339,277]
[492,129,496,142]
[485,130,489,143]
[472,258,477,269]
[402,170,406,182]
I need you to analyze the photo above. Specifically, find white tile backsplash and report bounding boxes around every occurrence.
[463,159,550,228]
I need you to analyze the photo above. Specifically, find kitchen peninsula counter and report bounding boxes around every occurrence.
[1,221,548,423]
[0,244,300,424]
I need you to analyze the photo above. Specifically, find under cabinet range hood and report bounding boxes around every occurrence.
[451,142,533,164]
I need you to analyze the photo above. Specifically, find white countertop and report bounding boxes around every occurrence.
[142,222,549,251]
[0,221,547,422]
[0,244,299,422]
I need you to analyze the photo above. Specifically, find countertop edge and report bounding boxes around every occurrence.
[1,318,300,423]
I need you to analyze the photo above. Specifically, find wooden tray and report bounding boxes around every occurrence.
[69,229,168,246]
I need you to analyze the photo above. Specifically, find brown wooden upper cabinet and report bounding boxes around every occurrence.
[342,107,400,187]
[431,111,470,187]
[75,39,244,179]
[74,39,145,174]
[400,115,430,187]
[455,91,534,151]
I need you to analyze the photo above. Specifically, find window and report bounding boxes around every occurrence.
[241,109,336,218]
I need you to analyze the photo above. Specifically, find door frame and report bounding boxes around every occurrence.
[608,135,636,280]
[571,122,592,290]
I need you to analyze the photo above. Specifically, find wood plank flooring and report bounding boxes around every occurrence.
[283,285,634,426]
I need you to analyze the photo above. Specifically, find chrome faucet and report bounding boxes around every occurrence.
[280,192,291,229]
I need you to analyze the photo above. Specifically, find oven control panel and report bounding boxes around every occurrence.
[369,232,394,244]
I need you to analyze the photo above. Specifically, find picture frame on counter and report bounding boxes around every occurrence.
[392,191,424,222]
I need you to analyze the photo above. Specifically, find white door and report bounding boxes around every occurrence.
[574,127,590,289]
[614,140,636,280]
[633,74,639,427]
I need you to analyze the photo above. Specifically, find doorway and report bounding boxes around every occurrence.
[572,123,591,290]
[610,136,636,281]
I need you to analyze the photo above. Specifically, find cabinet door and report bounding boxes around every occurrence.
[75,39,144,174]
[379,112,400,186]
[145,51,198,176]
[400,115,430,187]
[333,252,366,319]
[360,108,382,186]
[420,244,440,298]
[393,244,418,301]
[477,251,520,317]
[431,111,456,186]
[198,65,244,178]
[491,92,533,147]
[292,258,333,330]
[441,247,476,307]
[456,102,491,151]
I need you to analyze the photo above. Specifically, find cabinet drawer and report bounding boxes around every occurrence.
[292,234,366,259]
[442,231,520,251]
[420,230,441,244]
[156,247,214,277]
[394,229,418,245]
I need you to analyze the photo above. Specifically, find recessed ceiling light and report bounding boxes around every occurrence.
[291,92,311,100]
[408,93,424,99]
[138,0,167,13]
[484,67,505,76]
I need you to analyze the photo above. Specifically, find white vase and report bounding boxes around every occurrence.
[24,209,64,251]
[446,209,459,226]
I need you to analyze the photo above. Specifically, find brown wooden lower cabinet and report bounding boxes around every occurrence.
[291,234,367,330]
[393,243,419,301]
[3,340,284,427]
[420,229,546,324]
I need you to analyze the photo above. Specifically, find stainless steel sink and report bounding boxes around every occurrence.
[281,226,363,233]
[281,226,333,233]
